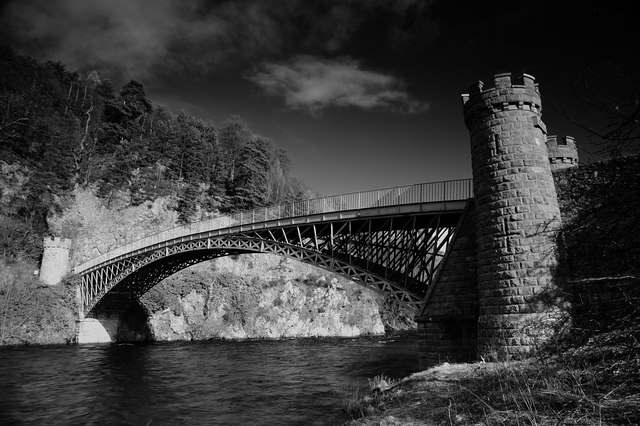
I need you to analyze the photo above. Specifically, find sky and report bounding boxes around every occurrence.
[1,0,638,196]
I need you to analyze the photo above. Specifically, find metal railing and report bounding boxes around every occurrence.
[74,178,473,273]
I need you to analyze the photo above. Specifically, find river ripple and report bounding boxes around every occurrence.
[0,335,420,425]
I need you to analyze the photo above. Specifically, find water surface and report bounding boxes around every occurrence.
[0,335,421,425]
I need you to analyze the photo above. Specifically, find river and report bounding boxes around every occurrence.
[0,334,421,425]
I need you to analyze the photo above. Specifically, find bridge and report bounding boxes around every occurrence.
[41,72,574,362]
[74,179,473,318]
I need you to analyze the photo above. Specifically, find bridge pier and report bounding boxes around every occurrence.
[462,73,562,359]
[418,73,568,365]
[77,315,119,344]
[417,203,479,366]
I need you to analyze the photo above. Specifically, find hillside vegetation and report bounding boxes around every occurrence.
[0,47,315,344]
[0,46,310,265]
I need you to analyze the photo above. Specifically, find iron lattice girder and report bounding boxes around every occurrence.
[80,202,467,317]
[245,214,459,295]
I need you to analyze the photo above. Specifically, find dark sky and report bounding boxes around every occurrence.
[1,0,637,195]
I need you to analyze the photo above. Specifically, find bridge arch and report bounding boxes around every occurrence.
[85,244,415,318]
[74,180,473,319]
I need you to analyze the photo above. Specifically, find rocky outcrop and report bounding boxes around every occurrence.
[49,188,180,268]
[136,255,387,340]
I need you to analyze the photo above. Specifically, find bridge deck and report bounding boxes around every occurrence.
[75,179,473,274]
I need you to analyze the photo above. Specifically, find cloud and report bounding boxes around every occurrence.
[1,0,179,79]
[249,56,429,115]
[0,0,438,84]
[0,0,285,81]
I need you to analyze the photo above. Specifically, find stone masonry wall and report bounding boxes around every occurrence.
[417,74,581,364]
[462,73,562,358]
[547,135,579,171]
[39,237,71,286]
[417,203,478,367]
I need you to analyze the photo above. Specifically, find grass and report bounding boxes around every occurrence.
[342,280,640,425]
[451,359,640,425]
[342,375,400,420]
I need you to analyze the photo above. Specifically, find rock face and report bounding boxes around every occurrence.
[135,254,387,341]
[51,188,415,341]
[49,188,180,268]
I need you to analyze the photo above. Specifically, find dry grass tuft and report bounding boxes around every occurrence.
[342,375,402,420]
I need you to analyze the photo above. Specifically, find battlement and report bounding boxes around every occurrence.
[462,72,538,100]
[461,73,542,126]
[43,236,72,250]
[546,135,579,170]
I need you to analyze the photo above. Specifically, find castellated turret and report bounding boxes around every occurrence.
[546,135,579,170]
[39,237,71,285]
[461,72,562,358]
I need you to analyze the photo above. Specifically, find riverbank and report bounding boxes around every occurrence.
[343,156,640,424]
[346,358,640,425]
[345,327,640,425]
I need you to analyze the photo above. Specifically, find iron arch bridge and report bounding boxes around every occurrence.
[74,179,473,318]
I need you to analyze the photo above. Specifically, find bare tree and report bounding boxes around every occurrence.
[567,68,640,157]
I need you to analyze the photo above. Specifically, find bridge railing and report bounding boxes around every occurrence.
[74,178,472,273]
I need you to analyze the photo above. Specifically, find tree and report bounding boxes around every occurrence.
[119,80,152,122]
[231,136,272,210]
[72,70,104,186]
[95,80,158,202]
[177,183,200,224]
[174,112,214,185]
[201,120,221,184]
[0,216,41,261]
[266,147,295,204]
[148,106,178,171]
[219,115,251,182]
[558,1,640,158]
[101,80,152,145]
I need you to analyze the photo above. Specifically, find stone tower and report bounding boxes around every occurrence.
[39,237,71,285]
[461,73,562,358]
[546,135,579,170]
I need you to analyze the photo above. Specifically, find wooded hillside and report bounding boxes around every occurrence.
[0,46,309,264]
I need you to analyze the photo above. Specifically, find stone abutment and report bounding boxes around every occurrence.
[418,72,575,365]
[39,237,71,286]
